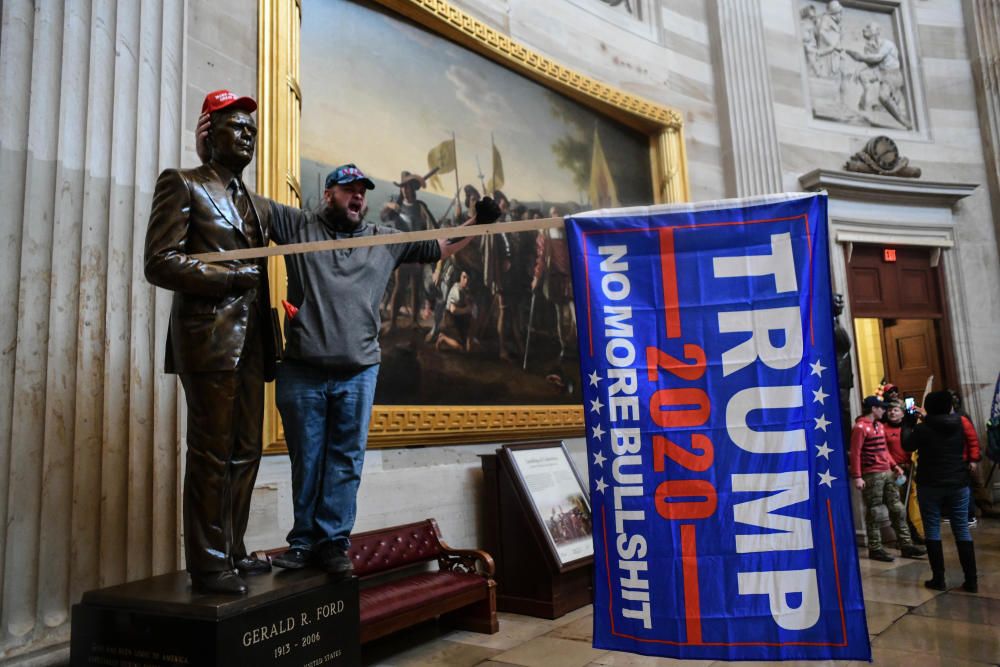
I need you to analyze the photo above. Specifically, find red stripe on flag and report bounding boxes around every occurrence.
[659,228,681,338]
[602,505,615,633]
[585,246,594,357]
[681,524,702,644]
[827,497,848,643]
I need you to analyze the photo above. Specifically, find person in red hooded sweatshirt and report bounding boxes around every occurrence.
[882,399,924,543]
[851,396,926,562]
[950,389,983,528]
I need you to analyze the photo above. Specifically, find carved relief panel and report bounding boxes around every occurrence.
[564,0,659,41]
[798,0,924,134]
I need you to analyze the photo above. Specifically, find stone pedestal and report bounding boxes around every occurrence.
[70,569,359,666]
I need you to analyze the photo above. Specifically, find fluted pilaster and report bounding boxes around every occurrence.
[710,0,783,196]
[964,0,1000,254]
[0,0,183,660]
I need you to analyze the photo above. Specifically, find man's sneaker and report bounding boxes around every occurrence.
[900,544,926,559]
[869,548,895,562]
[968,517,978,528]
[319,544,354,578]
[272,547,314,570]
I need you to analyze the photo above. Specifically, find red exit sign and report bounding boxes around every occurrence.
[884,248,897,262]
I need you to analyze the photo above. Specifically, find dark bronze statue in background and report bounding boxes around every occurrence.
[144,90,277,595]
[833,293,854,455]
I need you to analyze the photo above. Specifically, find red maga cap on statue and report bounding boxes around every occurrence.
[201,89,257,115]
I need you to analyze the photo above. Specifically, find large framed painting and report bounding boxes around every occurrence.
[257,0,688,449]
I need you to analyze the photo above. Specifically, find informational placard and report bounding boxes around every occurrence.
[506,444,593,567]
[565,193,870,661]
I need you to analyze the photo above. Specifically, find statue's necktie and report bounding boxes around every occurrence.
[228,179,250,219]
[228,179,260,246]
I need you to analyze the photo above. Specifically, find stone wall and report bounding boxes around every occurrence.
[252,439,590,552]
[0,0,185,662]
[761,0,1000,423]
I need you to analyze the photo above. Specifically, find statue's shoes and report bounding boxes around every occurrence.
[191,570,248,595]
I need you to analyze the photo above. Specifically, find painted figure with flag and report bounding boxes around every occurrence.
[426,137,456,192]
[565,193,870,661]
[487,134,504,195]
[589,126,620,208]
[427,135,462,219]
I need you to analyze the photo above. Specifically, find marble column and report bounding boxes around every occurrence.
[964,0,1000,257]
[0,0,183,661]
[709,0,783,197]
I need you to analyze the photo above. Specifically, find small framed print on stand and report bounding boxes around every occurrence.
[502,443,593,571]
[481,441,594,618]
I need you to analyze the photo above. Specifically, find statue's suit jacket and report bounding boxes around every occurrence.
[144,164,278,381]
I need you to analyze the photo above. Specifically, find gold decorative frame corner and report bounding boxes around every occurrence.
[258,0,689,451]
[258,0,301,450]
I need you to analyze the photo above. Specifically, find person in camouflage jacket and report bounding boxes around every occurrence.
[850,396,926,562]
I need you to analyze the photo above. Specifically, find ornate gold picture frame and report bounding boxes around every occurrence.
[258,0,689,451]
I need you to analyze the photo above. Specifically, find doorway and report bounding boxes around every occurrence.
[853,317,945,400]
[846,244,955,403]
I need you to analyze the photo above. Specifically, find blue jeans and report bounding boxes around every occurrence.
[917,485,971,541]
[276,361,379,551]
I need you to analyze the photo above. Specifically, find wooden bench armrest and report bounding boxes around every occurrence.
[436,541,495,578]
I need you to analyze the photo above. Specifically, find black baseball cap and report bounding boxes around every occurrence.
[863,396,886,410]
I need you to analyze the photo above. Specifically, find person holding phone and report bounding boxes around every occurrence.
[883,399,924,543]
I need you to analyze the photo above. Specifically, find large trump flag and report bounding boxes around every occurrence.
[565,193,870,661]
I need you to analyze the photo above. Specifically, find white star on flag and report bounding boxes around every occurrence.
[595,478,608,493]
[815,442,833,459]
[588,371,601,387]
[818,470,836,487]
[590,397,604,413]
[810,359,827,377]
[591,424,605,441]
[812,387,829,405]
[593,450,606,466]
[814,414,831,431]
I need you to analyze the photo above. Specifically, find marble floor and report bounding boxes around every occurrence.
[362,517,1000,666]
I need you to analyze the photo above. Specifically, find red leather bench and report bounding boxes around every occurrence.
[348,518,499,643]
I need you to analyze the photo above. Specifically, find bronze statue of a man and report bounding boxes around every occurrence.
[144,90,277,595]
[833,293,854,453]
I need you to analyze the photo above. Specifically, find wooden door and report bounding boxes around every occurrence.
[846,244,957,395]
[882,319,942,400]
[847,246,943,319]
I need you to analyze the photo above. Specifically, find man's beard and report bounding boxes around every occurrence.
[327,201,367,229]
